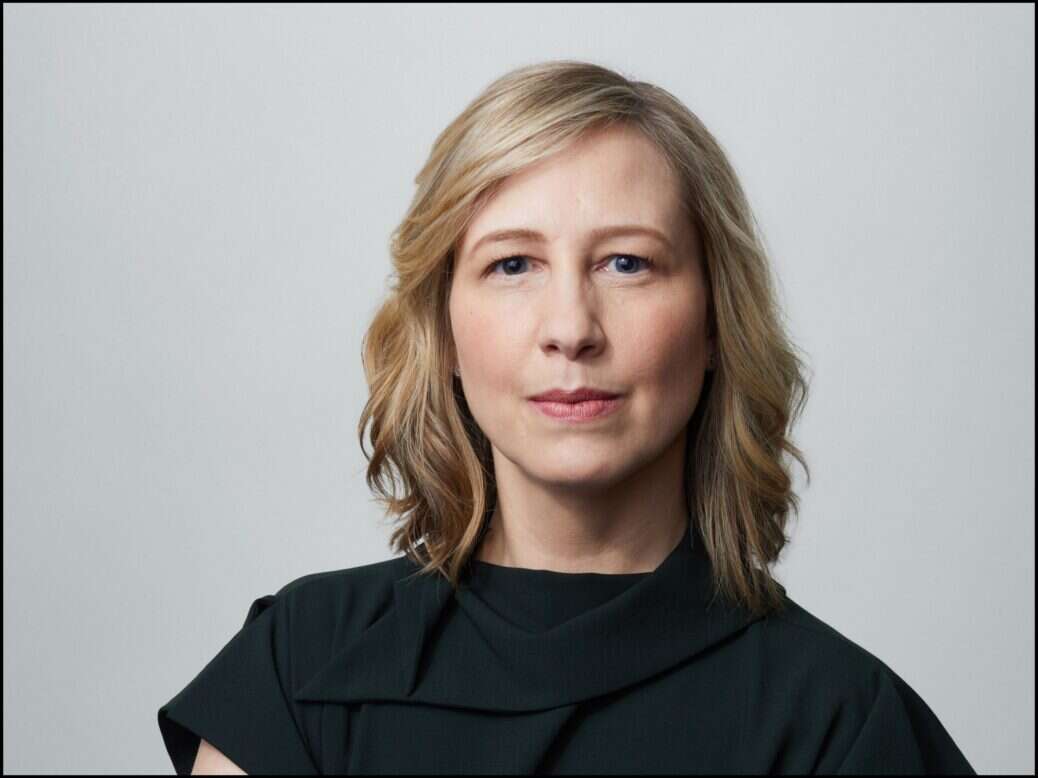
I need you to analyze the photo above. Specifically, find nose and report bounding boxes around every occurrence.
[536,264,606,362]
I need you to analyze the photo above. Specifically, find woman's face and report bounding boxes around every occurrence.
[448,124,712,492]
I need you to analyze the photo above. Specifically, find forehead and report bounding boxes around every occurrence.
[459,125,687,256]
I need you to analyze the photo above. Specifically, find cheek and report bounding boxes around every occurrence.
[622,300,707,388]
[450,296,525,388]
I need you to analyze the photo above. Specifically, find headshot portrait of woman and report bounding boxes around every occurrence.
[153,59,983,775]
[5,5,1032,776]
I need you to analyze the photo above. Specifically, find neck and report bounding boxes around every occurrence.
[473,428,690,574]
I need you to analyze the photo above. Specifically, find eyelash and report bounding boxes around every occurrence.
[483,254,657,278]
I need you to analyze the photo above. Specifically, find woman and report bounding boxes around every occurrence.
[158,60,976,775]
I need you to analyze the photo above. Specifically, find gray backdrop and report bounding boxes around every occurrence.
[3,4,1033,774]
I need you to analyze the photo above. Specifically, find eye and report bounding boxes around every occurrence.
[484,254,657,277]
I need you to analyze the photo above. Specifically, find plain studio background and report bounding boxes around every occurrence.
[3,4,1033,775]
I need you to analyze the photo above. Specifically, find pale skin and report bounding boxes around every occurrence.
[191,738,246,775]
[449,123,714,574]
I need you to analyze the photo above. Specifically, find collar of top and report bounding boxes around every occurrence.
[294,520,771,713]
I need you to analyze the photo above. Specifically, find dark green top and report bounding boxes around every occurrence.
[157,521,976,774]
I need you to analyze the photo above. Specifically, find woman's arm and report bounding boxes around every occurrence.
[190,738,247,775]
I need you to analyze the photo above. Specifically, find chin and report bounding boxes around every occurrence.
[526,459,627,489]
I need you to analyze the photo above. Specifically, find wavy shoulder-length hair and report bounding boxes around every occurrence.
[358,59,811,618]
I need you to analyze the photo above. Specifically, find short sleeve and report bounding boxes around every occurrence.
[157,594,319,775]
[832,667,976,775]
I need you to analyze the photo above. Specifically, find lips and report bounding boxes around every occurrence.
[529,396,623,421]
[528,388,620,403]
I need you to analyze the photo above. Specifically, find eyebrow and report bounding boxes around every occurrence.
[467,224,674,256]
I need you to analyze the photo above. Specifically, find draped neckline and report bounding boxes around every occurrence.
[295,518,770,713]
[463,552,652,633]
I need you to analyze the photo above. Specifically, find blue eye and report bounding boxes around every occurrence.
[485,254,655,276]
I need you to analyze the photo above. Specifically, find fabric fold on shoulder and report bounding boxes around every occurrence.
[831,665,975,774]
[158,593,320,775]
[294,521,767,712]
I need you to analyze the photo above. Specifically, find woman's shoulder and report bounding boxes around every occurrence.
[237,555,421,697]
[765,596,886,659]
[746,594,935,711]
[753,595,899,677]
[275,554,413,595]
[748,596,975,773]
[266,554,417,622]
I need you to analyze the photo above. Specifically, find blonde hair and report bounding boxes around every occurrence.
[358,60,811,617]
